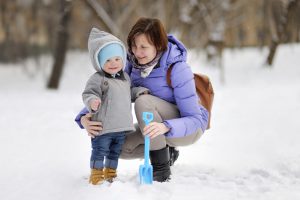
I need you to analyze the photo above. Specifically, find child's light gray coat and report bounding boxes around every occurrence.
[82,28,135,135]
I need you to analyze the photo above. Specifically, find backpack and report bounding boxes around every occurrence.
[167,63,214,129]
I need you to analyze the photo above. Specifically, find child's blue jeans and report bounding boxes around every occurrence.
[90,132,125,169]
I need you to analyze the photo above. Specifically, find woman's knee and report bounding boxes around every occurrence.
[134,95,156,117]
[134,94,153,109]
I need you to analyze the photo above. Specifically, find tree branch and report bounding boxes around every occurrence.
[85,0,120,37]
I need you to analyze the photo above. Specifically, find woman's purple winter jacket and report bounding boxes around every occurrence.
[75,35,209,138]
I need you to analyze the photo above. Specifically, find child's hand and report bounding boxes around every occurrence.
[90,99,101,111]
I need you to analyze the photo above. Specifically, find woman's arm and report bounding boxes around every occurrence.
[163,63,209,137]
[75,107,89,128]
[75,107,102,138]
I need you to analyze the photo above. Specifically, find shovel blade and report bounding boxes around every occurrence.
[139,164,153,184]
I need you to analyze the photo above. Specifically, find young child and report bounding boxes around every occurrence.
[82,28,134,185]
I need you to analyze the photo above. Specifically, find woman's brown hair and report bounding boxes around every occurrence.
[127,17,168,53]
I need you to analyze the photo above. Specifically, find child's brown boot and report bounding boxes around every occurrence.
[89,168,104,185]
[104,168,117,183]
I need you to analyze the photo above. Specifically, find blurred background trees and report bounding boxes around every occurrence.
[0,0,299,88]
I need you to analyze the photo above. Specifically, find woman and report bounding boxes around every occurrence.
[75,17,209,182]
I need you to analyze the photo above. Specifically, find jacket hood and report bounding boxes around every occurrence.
[88,28,127,72]
[160,34,187,69]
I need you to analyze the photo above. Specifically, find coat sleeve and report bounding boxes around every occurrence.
[163,62,209,138]
[82,73,102,113]
[124,67,150,101]
[74,107,89,129]
[131,87,150,101]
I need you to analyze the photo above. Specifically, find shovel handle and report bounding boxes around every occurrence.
[142,112,154,165]
[144,136,150,165]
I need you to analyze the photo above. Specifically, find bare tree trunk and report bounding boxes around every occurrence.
[266,0,296,66]
[266,0,281,66]
[47,0,72,89]
[0,1,14,62]
[267,39,278,65]
[0,2,8,62]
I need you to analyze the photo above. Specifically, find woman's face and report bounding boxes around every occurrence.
[131,34,157,65]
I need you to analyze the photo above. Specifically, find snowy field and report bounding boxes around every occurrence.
[1,44,300,200]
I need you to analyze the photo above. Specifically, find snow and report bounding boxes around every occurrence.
[1,45,300,200]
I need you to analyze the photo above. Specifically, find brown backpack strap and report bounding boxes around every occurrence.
[167,63,175,87]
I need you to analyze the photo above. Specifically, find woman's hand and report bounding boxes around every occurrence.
[143,122,170,139]
[80,113,102,138]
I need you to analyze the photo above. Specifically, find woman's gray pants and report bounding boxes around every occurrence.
[120,95,203,159]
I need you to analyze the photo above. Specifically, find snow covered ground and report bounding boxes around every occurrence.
[1,44,300,200]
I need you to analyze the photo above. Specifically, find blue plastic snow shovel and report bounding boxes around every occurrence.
[139,112,154,184]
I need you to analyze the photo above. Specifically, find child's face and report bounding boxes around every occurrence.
[103,56,123,75]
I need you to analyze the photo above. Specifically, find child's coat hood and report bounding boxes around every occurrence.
[88,28,127,72]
